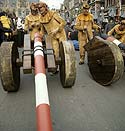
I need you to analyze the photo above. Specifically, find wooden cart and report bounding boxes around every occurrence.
[0,34,76,92]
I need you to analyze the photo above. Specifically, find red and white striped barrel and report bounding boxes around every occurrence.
[34,33,53,131]
[106,36,121,46]
[100,34,125,49]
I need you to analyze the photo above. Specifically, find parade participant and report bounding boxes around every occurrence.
[104,16,115,34]
[0,12,11,29]
[65,21,74,40]
[0,11,12,40]
[16,17,25,47]
[0,21,4,45]
[38,2,67,66]
[24,3,42,66]
[24,2,42,44]
[74,3,100,65]
[108,20,125,44]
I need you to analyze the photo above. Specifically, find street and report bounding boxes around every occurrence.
[0,51,125,131]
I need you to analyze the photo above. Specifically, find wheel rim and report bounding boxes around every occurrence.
[0,42,20,92]
[59,41,76,87]
[88,40,124,86]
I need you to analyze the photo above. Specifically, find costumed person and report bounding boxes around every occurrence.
[38,2,67,73]
[24,2,42,45]
[104,16,115,34]
[74,3,100,65]
[0,11,12,40]
[24,3,42,66]
[108,20,125,44]
[17,17,25,47]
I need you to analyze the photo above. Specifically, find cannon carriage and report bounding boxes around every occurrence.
[0,32,76,92]
[85,35,125,86]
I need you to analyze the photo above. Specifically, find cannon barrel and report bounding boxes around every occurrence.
[34,33,53,131]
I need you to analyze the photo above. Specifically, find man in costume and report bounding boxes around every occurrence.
[24,2,42,44]
[74,3,100,65]
[38,2,66,66]
[108,20,125,44]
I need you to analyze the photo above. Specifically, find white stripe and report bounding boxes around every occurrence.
[113,39,121,46]
[34,49,44,57]
[34,41,44,57]
[35,73,50,107]
[34,41,42,47]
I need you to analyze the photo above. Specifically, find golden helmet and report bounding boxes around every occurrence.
[82,3,90,9]
[30,3,38,11]
[38,2,48,9]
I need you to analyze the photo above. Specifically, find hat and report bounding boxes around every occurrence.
[82,3,90,9]
[30,3,38,11]
[38,2,48,9]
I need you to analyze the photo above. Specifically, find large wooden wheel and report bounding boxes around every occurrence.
[0,42,20,92]
[59,41,76,88]
[87,36,124,86]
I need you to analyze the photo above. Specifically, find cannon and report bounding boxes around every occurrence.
[85,35,125,86]
[0,32,76,92]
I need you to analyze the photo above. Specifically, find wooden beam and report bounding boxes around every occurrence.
[23,34,32,74]
[45,35,56,72]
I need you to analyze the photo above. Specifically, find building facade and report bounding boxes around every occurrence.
[62,0,84,20]
[0,0,39,17]
[16,0,30,18]
[0,0,17,12]
[104,0,125,20]
[61,0,125,22]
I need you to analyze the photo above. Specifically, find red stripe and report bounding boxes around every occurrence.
[34,33,42,42]
[106,36,115,42]
[35,55,46,75]
[35,37,42,43]
[36,104,53,131]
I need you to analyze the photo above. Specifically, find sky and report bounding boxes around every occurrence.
[40,0,64,9]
